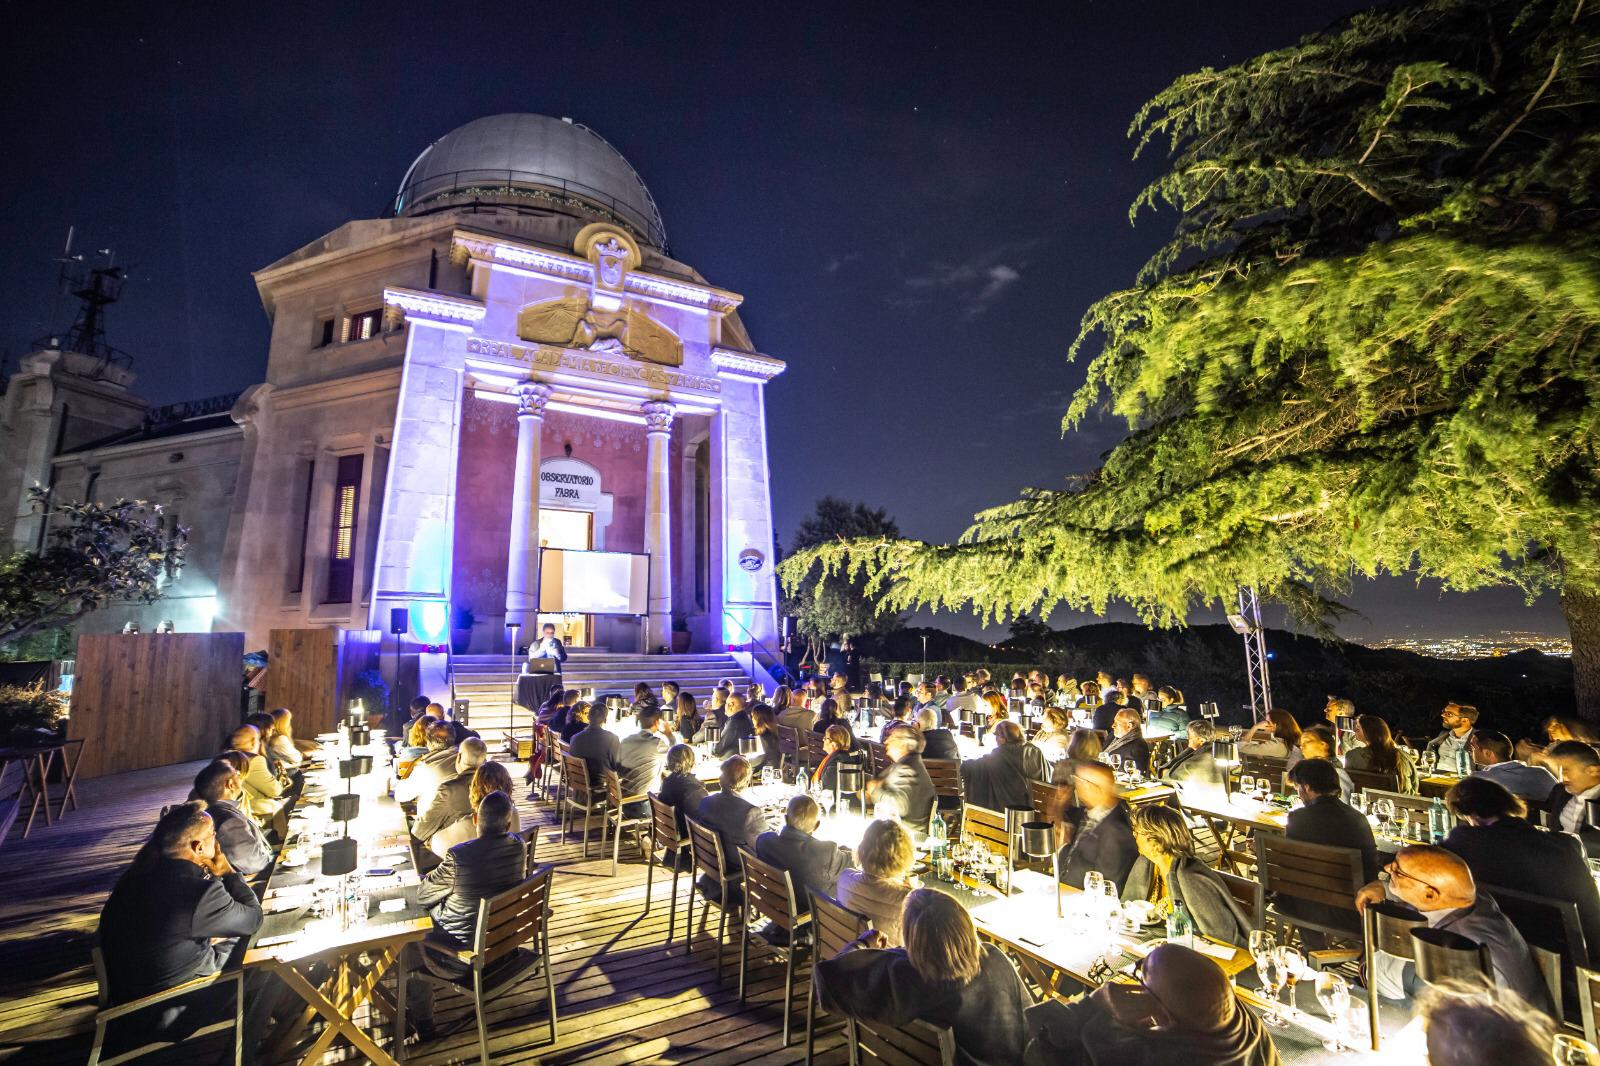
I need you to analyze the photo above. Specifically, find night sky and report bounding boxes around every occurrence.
[0,1,1567,644]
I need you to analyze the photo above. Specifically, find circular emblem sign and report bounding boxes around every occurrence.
[738,548,764,573]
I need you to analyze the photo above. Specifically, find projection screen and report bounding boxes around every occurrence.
[538,549,650,615]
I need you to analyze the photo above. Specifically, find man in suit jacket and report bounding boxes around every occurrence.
[755,794,852,915]
[190,760,273,877]
[1543,741,1600,856]
[1355,844,1553,1014]
[98,801,264,1043]
[414,738,489,850]
[864,725,936,832]
[1282,758,1379,938]
[915,708,961,761]
[696,756,768,880]
[408,791,527,1032]
[960,721,1032,812]
[570,704,624,789]
[1444,775,1600,963]
[1468,730,1556,802]
[714,694,756,758]
[1057,762,1138,891]
[1104,710,1153,774]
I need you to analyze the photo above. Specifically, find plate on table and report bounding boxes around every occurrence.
[279,851,309,869]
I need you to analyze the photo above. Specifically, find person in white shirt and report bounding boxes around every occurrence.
[1547,740,1600,841]
[529,622,568,665]
[1468,730,1556,802]
[1426,703,1478,770]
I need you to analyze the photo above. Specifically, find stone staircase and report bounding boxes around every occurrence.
[450,650,755,748]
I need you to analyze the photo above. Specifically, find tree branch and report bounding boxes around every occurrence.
[1475,48,1564,171]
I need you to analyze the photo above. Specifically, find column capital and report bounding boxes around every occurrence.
[642,400,676,435]
[514,382,553,418]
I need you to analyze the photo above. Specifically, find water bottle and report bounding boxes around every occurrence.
[1428,796,1447,843]
[1457,748,1470,776]
[1166,898,1194,948]
[928,813,948,869]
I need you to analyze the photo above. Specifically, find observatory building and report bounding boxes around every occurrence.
[0,114,784,664]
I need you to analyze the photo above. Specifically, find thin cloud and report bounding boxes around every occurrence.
[899,239,1040,318]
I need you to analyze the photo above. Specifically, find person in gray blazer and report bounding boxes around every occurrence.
[189,760,274,877]
[413,738,489,850]
[1123,804,1251,947]
[695,756,768,880]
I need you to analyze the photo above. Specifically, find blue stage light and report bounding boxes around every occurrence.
[410,600,450,644]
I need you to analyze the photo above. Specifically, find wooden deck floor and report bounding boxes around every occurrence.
[0,761,847,1065]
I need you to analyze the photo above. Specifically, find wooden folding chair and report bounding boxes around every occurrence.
[738,847,811,1046]
[602,771,651,876]
[777,725,803,782]
[410,865,557,1062]
[1345,767,1401,794]
[685,816,741,983]
[852,1015,957,1066]
[865,739,888,776]
[88,943,244,1066]
[559,752,606,857]
[1254,834,1367,944]
[799,729,826,777]
[1482,882,1587,1021]
[806,890,870,1065]
[1578,965,1600,1047]
[961,803,1011,871]
[1238,754,1287,783]
[647,794,692,948]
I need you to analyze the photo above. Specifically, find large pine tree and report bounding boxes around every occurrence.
[781,0,1600,717]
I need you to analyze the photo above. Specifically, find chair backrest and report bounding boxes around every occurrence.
[1410,926,1493,986]
[799,729,826,765]
[1364,900,1427,959]
[866,739,888,776]
[854,1016,958,1066]
[961,803,1010,861]
[923,757,961,799]
[738,846,800,931]
[1578,965,1600,1047]
[1480,881,1586,1019]
[1346,767,1401,794]
[1254,834,1365,933]
[810,889,871,960]
[777,725,801,760]
[685,815,729,885]
[1360,788,1438,819]
[90,942,112,1010]
[472,864,554,967]
[649,794,682,852]
[1217,870,1262,927]
[519,826,541,877]
[560,752,592,797]
[1239,754,1287,782]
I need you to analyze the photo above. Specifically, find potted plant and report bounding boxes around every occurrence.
[671,615,692,654]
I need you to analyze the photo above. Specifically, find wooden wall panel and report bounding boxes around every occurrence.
[68,633,245,779]
[265,628,380,736]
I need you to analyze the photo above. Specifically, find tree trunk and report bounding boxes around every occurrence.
[1563,584,1600,727]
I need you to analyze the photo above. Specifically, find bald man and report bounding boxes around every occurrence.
[1355,844,1552,1013]
[1056,762,1138,892]
[1023,942,1281,1065]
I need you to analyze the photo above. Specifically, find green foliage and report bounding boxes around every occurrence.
[0,683,68,743]
[0,490,187,646]
[0,626,75,663]
[779,1,1600,715]
[782,497,903,657]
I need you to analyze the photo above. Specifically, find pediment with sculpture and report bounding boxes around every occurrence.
[514,224,684,367]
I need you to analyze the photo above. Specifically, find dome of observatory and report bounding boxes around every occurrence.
[393,114,667,249]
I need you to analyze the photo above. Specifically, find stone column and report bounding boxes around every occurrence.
[642,400,676,652]
[504,383,552,638]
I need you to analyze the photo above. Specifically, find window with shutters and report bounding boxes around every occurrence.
[323,454,363,604]
[345,309,382,343]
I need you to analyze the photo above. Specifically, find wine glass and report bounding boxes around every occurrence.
[1276,944,1304,1014]
[1554,1034,1600,1065]
[1351,791,1368,816]
[1085,870,1105,898]
[1315,970,1351,1052]
[1256,948,1290,1028]
[1373,798,1396,839]
[1240,774,1256,799]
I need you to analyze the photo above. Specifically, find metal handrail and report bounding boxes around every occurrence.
[721,609,784,675]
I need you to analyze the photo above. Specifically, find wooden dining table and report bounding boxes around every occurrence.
[0,735,87,838]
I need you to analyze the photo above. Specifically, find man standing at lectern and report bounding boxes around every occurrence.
[530,622,568,671]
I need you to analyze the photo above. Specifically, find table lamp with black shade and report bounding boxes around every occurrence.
[1018,820,1061,917]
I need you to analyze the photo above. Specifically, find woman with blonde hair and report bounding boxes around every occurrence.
[265,707,307,771]
[812,724,867,794]
[816,888,1031,1064]
[835,819,917,945]
[1124,804,1251,947]
[1032,706,1072,765]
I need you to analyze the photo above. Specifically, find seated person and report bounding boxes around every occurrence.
[1444,775,1600,964]
[1104,710,1153,774]
[1238,709,1301,765]
[1468,730,1556,802]
[756,794,852,917]
[672,691,704,743]
[879,696,916,742]
[812,724,868,796]
[413,737,489,852]
[775,685,817,731]
[225,724,285,819]
[810,697,848,737]
[570,703,623,786]
[98,801,264,1046]
[556,700,592,746]
[1419,982,1556,1066]
[817,888,1032,1065]
[395,720,460,809]
[1031,707,1072,765]
[916,707,961,761]
[1057,762,1138,892]
[714,694,756,758]
[630,681,659,716]
[748,706,783,775]
[1163,720,1226,788]
[960,721,1033,812]
[1023,943,1279,1066]
[534,686,566,728]
[265,707,309,772]
[1354,844,1553,1014]
[428,759,522,854]
[1344,715,1418,793]
[1144,688,1190,739]
[399,714,437,763]
[1544,739,1600,856]
[836,818,918,945]
[188,760,273,877]
[406,791,527,1036]
[1426,702,1478,770]
[1091,689,1125,733]
[863,725,936,832]
[694,756,766,898]
[1280,758,1378,939]
[1296,727,1353,799]
[619,705,673,817]
[657,743,709,866]
[1124,804,1251,948]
